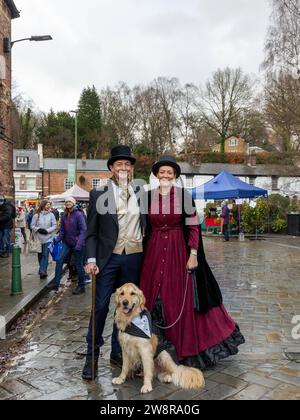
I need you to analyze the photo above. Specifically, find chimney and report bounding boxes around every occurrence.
[246,151,256,167]
[37,144,44,169]
[81,153,87,166]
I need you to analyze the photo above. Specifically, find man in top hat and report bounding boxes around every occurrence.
[82,145,147,380]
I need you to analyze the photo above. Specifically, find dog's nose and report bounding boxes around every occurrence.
[122,300,129,307]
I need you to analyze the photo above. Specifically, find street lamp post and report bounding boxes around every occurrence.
[70,110,78,184]
[3,35,53,52]
[6,33,53,295]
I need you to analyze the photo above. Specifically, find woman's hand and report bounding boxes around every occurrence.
[187,255,198,272]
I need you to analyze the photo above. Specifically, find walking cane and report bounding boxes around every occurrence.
[91,272,96,381]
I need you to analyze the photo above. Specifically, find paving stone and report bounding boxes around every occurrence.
[166,388,203,400]
[196,384,238,400]
[54,352,80,361]
[269,372,300,386]
[208,373,248,390]
[0,387,13,399]
[234,384,270,400]
[115,386,140,400]
[1,379,33,395]
[265,333,283,343]
[37,345,61,358]
[36,386,89,400]
[20,390,44,400]
[60,342,83,353]
[265,384,300,401]
[199,379,219,391]
[278,367,300,378]
[18,377,62,395]
[239,373,281,389]
[134,386,175,400]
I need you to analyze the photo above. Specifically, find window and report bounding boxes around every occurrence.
[17,156,29,165]
[26,177,36,190]
[272,176,279,191]
[249,176,256,186]
[14,178,20,190]
[229,138,237,147]
[186,176,194,188]
[92,178,101,189]
[65,179,74,190]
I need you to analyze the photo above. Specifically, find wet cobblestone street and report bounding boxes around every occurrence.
[0,236,299,400]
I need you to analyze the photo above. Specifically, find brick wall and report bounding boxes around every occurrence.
[0,0,13,199]
[43,170,111,197]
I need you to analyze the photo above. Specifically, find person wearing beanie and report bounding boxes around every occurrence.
[47,196,87,294]
[31,201,57,279]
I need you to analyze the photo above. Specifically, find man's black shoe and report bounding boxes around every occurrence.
[110,352,123,368]
[72,286,85,295]
[82,357,98,380]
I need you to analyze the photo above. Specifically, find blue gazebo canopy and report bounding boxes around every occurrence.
[192,170,268,200]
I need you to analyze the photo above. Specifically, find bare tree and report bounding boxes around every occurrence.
[11,93,40,149]
[135,85,167,157]
[100,82,139,149]
[199,67,254,153]
[262,0,300,77]
[264,72,300,151]
[152,77,180,153]
[176,83,200,156]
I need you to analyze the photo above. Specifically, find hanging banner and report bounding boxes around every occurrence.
[68,163,76,183]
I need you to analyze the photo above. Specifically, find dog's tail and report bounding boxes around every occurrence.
[157,351,205,390]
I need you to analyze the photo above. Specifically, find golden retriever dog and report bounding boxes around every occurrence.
[112,283,205,394]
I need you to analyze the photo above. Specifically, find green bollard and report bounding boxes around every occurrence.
[11,245,23,296]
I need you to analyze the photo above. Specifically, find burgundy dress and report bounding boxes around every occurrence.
[140,187,244,368]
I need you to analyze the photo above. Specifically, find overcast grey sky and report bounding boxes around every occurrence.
[12,0,271,112]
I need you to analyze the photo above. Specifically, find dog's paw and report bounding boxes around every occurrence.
[112,376,126,385]
[158,373,172,384]
[140,384,153,394]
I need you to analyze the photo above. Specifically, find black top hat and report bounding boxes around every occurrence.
[107,145,136,169]
[152,155,181,178]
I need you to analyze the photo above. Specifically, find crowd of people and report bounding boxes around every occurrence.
[0,193,89,294]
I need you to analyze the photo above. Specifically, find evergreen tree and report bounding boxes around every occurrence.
[77,85,102,157]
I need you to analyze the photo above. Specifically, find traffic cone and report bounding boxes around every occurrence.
[11,245,23,295]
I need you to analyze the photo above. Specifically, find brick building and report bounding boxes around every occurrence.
[0,0,19,199]
[212,136,249,154]
[43,155,110,197]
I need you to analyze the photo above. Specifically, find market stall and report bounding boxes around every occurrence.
[192,170,268,237]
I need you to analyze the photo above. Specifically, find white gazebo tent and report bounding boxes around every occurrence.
[47,184,90,202]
